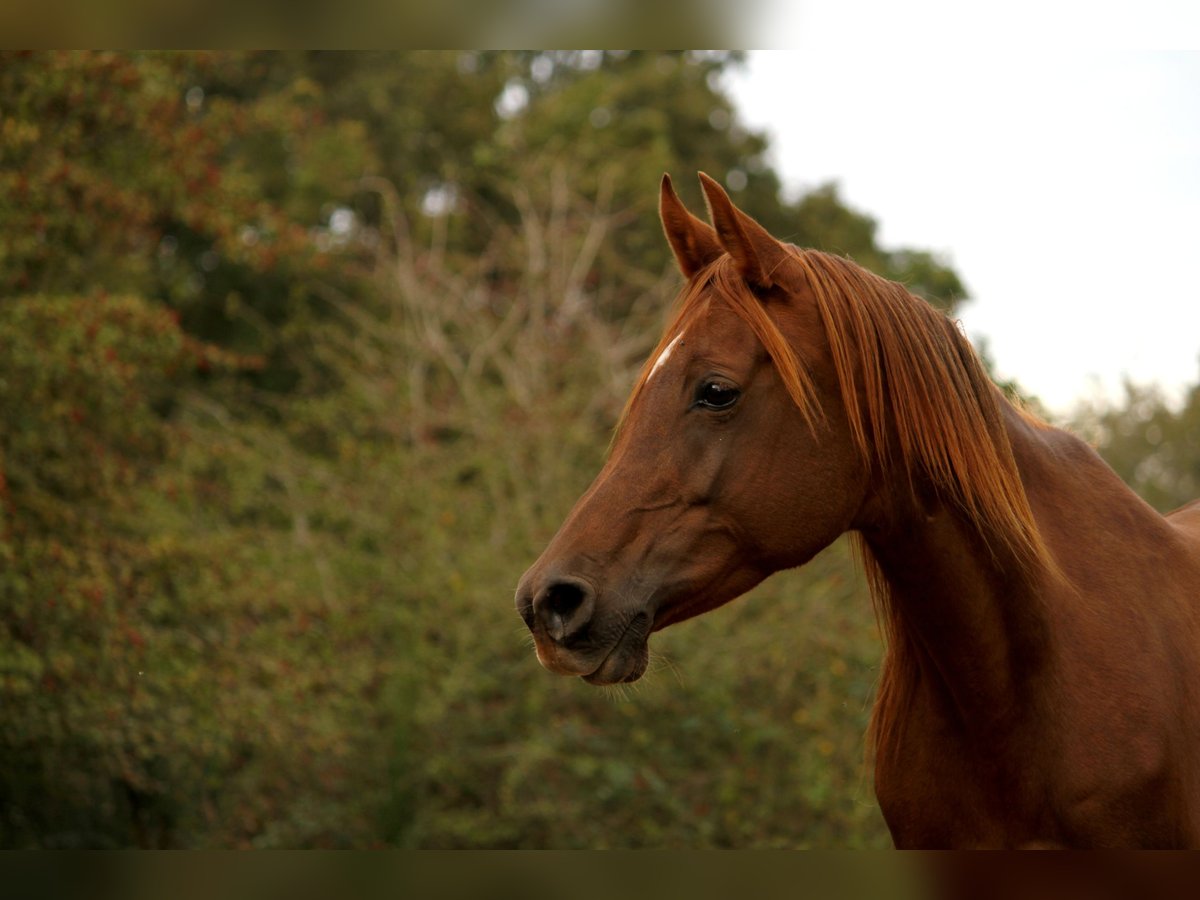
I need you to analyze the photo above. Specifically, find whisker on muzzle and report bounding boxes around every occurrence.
[601,680,638,703]
[647,648,685,686]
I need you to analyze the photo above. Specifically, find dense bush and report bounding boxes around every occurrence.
[0,294,395,847]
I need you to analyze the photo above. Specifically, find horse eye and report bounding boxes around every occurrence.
[697,381,740,410]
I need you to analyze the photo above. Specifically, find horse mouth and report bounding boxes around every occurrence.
[582,612,651,685]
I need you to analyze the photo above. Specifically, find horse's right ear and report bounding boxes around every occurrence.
[698,172,792,290]
[660,173,723,278]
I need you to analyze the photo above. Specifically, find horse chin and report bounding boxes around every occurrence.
[581,611,652,685]
[582,640,648,685]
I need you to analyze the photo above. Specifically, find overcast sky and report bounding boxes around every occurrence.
[725,11,1200,414]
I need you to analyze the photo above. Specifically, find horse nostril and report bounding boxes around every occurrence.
[535,578,595,642]
[545,581,586,618]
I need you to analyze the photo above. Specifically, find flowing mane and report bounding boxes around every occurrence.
[622,248,1057,755]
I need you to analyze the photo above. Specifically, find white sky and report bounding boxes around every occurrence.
[726,6,1200,414]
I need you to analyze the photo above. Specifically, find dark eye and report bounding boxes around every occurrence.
[696,380,740,410]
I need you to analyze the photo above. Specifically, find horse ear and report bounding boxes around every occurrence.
[697,172,790,289]
[660,173,723,278]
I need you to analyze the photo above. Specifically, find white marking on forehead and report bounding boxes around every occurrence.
[648,331,685,382]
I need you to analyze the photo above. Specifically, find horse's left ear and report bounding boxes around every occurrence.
[698,172,791,289]
[660,173,723,278]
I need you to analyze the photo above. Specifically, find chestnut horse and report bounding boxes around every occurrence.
[516,173,1200,848]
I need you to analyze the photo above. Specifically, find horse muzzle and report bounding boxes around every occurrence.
[516,569,653,684]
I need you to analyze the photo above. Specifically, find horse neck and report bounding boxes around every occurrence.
[860,393,1193,742]
[858,400,1056,734]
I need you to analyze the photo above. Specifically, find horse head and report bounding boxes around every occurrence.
[515,174,870,684]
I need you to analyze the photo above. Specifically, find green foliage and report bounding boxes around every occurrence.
[1071,380,1200,514]
[0,296,393,846]
[13,49,1189,850]
[0,53,308,297]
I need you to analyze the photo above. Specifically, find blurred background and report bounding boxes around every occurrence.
[1,50,1197,849]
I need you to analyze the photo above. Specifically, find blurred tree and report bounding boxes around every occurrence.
[489,53,775,267]
[1,54,307,292]
[1073,378,1200,514]
[0,51,393,390]
[0,53,391,847]
[0,294,394,847]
